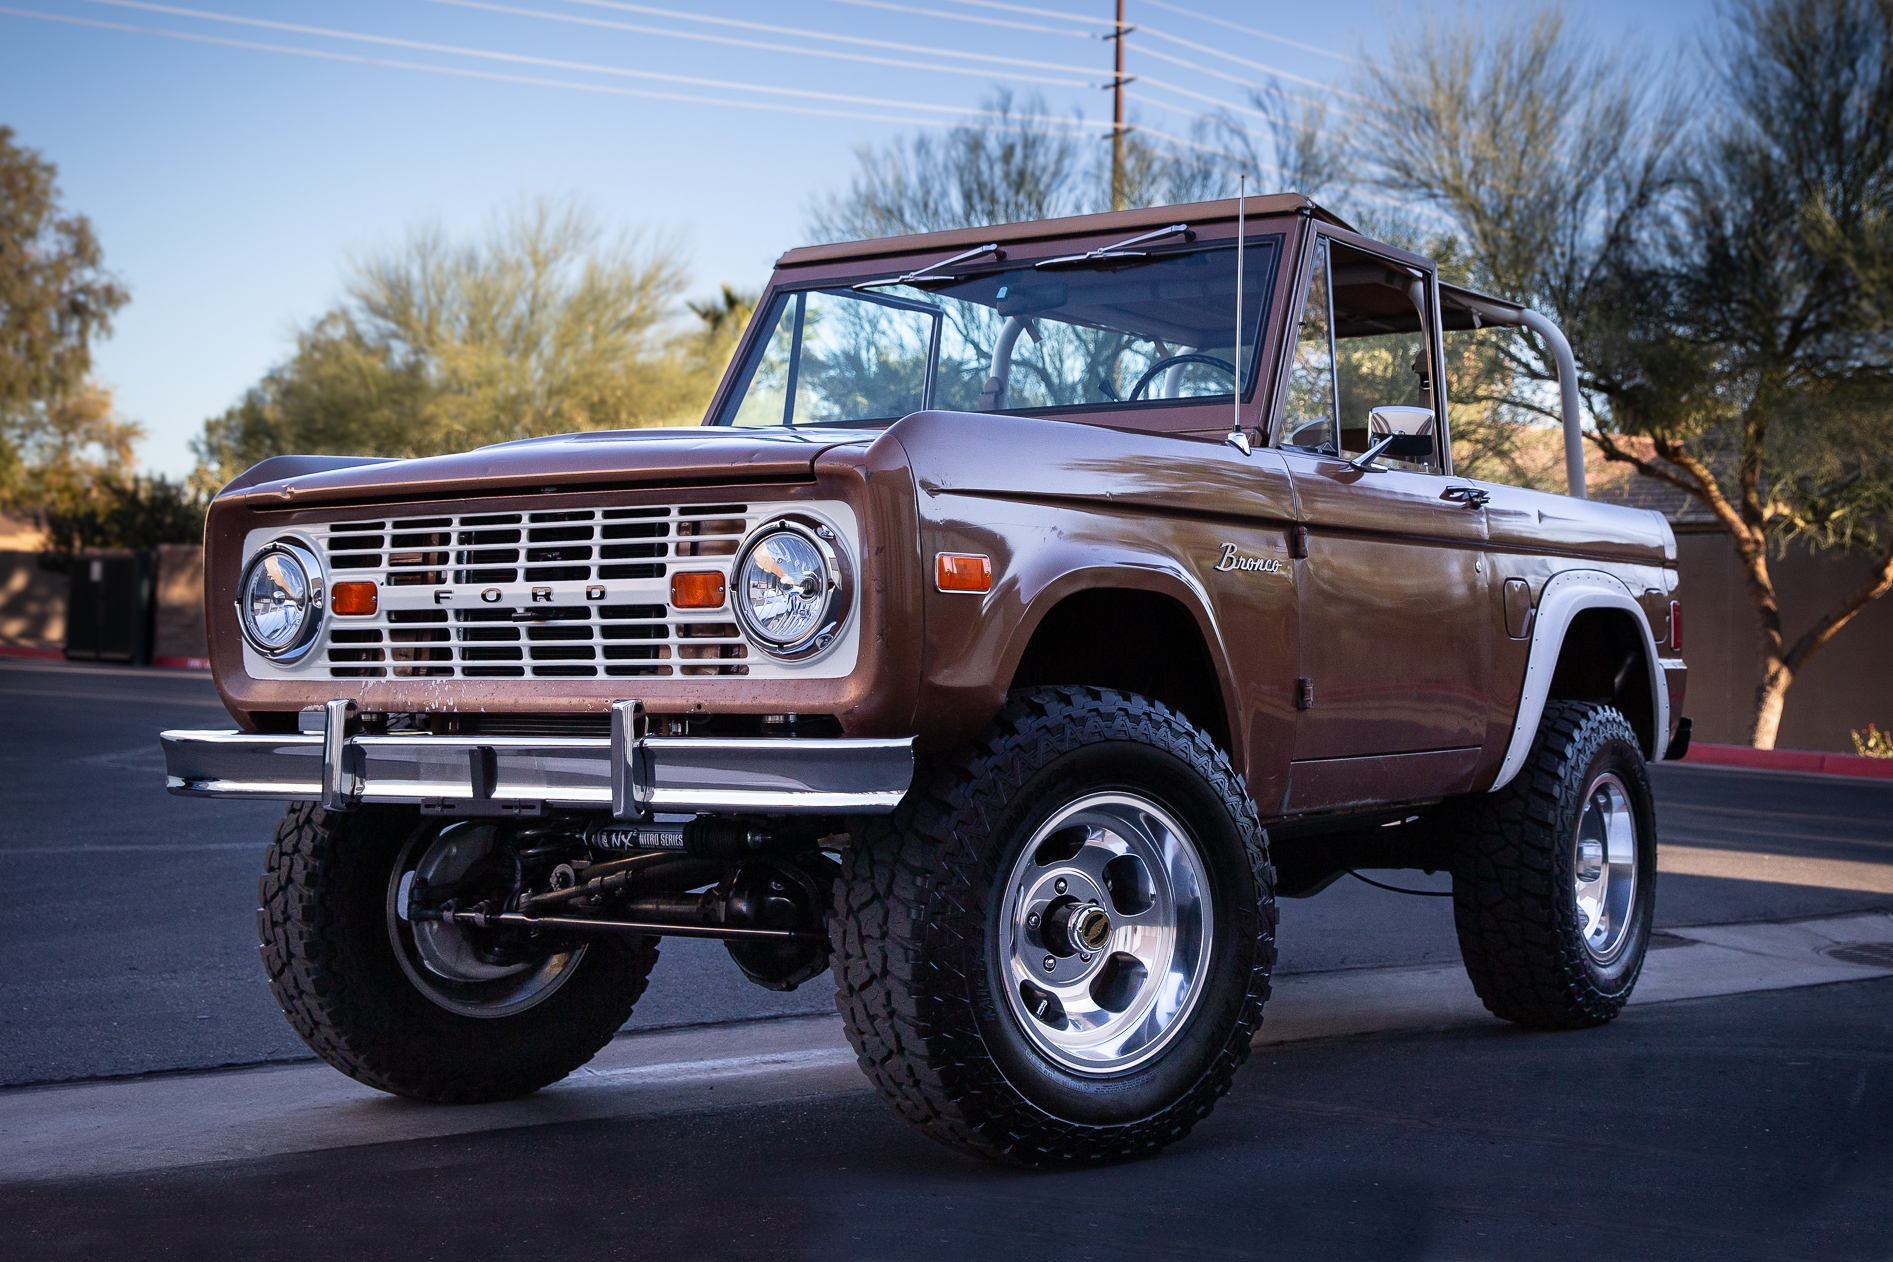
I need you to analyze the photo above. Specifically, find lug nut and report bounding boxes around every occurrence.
[1080,952,1092,963]
[1042,956,1056,972]
[1027,912,1040,928]
[1055,878,1068,894]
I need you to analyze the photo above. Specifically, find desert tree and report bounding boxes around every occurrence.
[0,125,133,511]
[194,198,702,488]
[1354,1,1893,747]
[1593,0,1893,747]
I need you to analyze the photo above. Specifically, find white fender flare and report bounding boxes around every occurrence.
[1488,569,1670,793]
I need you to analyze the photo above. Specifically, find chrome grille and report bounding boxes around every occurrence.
[314,504,753,681]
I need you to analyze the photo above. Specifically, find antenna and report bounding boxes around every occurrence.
[1227,175,1251,456]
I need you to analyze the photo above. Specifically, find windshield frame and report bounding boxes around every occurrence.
[707,230,1289,431]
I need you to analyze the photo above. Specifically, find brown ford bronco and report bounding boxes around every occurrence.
[161,195,1688,1166]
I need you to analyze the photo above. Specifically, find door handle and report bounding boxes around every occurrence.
[1442,485,1490,509]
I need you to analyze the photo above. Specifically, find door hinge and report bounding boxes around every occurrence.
[1296,677,1315,710]
[1289,525,1309,559]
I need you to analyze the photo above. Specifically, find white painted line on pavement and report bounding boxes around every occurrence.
[0,910,1888,1185]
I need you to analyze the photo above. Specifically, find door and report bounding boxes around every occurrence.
[1276,235,1490,810]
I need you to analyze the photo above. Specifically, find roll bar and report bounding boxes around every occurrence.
[1439,284,1587,500]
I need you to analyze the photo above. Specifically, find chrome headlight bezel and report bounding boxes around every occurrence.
[235,540,326,664]
[731,516,851,662]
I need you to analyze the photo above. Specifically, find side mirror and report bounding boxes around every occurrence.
[1381,434,1435,461]
[1346,430,1436,472]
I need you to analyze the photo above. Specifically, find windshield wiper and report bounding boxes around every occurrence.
[1033,223,1192,270]
[852,242,1002,291]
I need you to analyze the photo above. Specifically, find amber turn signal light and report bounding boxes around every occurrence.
[330,581,378,616]
[936,553,993,593]
[671,570,727,609]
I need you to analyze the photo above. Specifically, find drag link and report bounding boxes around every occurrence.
[447,909,826,943]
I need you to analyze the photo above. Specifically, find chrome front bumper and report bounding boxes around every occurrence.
[160,700,914,817]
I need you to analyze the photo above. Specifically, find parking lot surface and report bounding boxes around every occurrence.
[2,659,1889,1259]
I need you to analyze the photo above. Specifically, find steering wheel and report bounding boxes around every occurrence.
[1126,354,1238,402]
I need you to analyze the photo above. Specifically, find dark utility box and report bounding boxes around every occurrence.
[65,551,157,665]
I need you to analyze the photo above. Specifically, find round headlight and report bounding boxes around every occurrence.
[236,541,325,662]
[733,519,849,660]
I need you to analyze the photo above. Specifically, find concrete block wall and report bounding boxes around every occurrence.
[1674,527,1893,752]
[153,545,208,666]
[0,553,67,651]
[0,548,209,665]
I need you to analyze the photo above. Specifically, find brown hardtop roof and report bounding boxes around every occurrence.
[775,193,1355,268]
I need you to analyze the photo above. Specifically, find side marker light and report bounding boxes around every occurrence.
[1669,599,1683,651]
[331,581,378,616]
[936,553,993,593]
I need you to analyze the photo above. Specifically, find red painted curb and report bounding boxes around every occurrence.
[1,646,210,670]
[1682,741,1893,780]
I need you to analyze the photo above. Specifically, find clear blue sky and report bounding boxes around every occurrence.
[0,0,1718,477]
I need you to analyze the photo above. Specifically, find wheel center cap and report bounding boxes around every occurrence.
[1072,905,1112,952]
[1040,898,1114,957]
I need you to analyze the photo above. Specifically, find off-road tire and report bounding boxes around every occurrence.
[1452,701,1657,1029]
[830,686,1275,1166]
[257,803,659,1103]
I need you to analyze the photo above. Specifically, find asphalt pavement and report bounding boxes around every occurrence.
[3,658,1892,1260]
[2,974,1887,1260]
[3,658,1891,1087]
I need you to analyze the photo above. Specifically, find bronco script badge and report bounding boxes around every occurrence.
[1214,543,1283,574]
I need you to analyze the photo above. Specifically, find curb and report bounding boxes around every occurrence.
[1681,741,1893,781]
[0,646,209,670]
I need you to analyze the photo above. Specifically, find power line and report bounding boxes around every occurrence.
[926,0,1101,22]
[0,6,1009,126]
[1136,0,1359,66]
[1133,21,1372,104]
[821,0,1101,39]
[71,0,1101,112]
[424,0,1095,87]
[920,0,1369,115]
[1131,68,1319,126]
[1131,37,1368,120]
[18,0,1415,216]
[549,0,1101,76]
[23,3,1112,134]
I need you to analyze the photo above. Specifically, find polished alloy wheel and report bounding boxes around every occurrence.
[999,792,1213,1074]
[386,823,585,1018]
[1573,772,1639,964]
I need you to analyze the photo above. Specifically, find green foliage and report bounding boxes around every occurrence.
[1851,722,1893,757]
[1353,0,1893,745]
[192,199,714,489]
[0,125,132,511]
[1349,6,1685,491]
[41,474,207,554]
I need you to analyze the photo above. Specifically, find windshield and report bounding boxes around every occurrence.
[714,237,1282,428]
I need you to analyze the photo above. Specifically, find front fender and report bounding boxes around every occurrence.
[915,516,1242,761]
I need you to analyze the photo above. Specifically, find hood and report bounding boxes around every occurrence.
[216,426,880,509]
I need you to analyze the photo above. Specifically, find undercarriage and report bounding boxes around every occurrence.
[395,810,843,998]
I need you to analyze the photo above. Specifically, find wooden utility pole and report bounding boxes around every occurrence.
[1107,0,1131,210]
